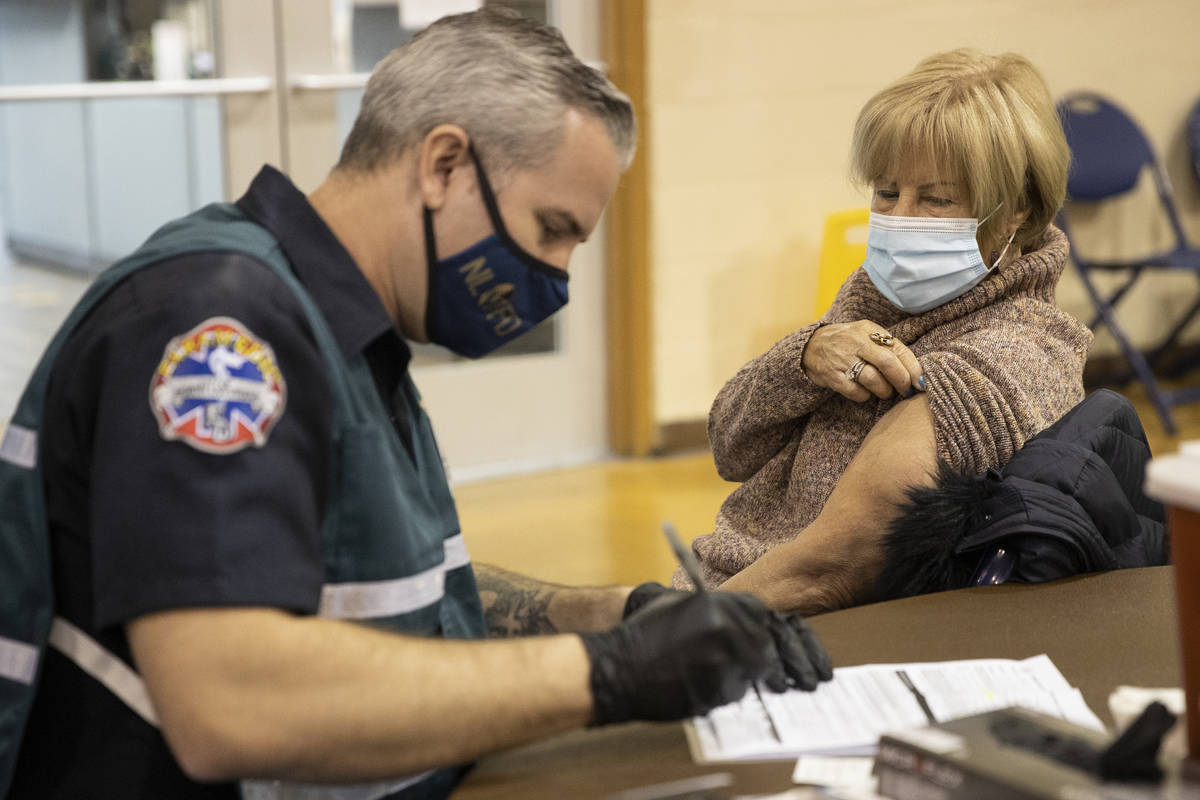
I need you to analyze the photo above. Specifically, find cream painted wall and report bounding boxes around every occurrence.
[646,0,1200,425]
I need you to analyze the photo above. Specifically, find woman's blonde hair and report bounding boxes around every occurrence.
[850,49,1069,251]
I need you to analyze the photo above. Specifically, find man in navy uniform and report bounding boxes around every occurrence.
[1,8,830,799]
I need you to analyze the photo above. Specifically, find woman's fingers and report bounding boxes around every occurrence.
[890,338,924,393]
[804,320,925,402]
[860,348,911,397]
[860,329,924,396]
[836,375,874,403]
[852,364,894,400]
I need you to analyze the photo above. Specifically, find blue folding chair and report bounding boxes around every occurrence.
[1056,92,1200,434]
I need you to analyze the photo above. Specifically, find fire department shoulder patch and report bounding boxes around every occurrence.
[149,316,286,454]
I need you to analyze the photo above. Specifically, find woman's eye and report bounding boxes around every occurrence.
[924,196,954,206]
[875,189,898,201]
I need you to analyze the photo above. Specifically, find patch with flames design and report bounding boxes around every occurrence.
[148,316,286,454]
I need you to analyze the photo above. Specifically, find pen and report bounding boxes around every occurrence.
[661,520,707,592]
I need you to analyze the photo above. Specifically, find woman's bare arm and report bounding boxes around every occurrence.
[720,394,936,614]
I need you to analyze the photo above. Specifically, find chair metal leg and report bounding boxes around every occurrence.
[1074,262,1178,434]
[1088,270,1142,331]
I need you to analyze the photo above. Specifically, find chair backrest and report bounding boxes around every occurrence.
[1058,93,1155,199]
[1057,91,1190,249]
[1188,95,1200,188]
[815,207,869,316]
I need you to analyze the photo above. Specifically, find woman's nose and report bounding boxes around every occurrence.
[891,191,920,216]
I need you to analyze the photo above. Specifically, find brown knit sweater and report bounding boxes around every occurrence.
[674,226,1092,589]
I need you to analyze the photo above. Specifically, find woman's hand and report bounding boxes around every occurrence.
[802,321,924,402]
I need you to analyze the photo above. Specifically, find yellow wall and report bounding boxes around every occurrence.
[646,0,1200,425]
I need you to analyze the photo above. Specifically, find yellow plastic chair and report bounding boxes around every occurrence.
[815,208,869,317]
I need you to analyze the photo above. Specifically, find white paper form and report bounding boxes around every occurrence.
[759,666,930,756]
[691,690,781,760]
[900,654,1105,732]
[686,654,1104,763]
[791,755,876,788]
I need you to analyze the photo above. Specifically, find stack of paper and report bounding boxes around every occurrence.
[687,654,1104,762]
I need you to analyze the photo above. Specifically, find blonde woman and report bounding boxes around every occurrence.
[671,50,1092,611]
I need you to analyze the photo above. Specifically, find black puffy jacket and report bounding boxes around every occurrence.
[877,389,1168,599]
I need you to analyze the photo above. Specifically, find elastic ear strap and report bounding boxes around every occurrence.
[423,206,440,340]
[467,143,508,237]
[990,229,1017,271]
[466,143,570,280]
[977,202,1004,226]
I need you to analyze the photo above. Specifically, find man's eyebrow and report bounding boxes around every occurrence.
[535,208,586,241]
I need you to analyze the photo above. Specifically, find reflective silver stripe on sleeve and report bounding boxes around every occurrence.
[319,566,445,619]
[318,535,471,620]
[442,534,469,571]
[48,616,160,726]
[0,423,37,469]
[241,771,434,800]
[0,634,39,685]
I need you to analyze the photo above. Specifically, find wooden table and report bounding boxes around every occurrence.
[453,567,1182,798]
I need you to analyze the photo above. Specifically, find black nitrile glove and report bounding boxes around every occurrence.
[623,580,675,618]
[763,609,833,691]
[1100,701,1175,781]
[582,590,831,726]
[623,582,833,693]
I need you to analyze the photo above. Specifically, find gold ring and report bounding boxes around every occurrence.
[846,359,867,382]
[870,332,895,347]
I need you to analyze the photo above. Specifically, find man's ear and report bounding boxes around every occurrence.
[418,125,472,211]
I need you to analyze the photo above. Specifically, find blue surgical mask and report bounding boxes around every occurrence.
[862,208,1013,314]
[423,145,569,358]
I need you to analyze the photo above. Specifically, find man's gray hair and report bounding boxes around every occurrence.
[337,6,636,175]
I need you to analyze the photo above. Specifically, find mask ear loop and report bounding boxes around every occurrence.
[989,229,1017,271]
[977,203,1003,226]
[467,144,569,280]
[422,206,442,342]
[977,203,1015,271]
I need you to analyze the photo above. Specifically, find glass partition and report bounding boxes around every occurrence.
[0,0,225,271]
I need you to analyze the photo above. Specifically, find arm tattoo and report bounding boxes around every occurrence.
[475,566,559,637]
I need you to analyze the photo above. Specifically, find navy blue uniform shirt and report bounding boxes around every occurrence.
[13,166,414,799]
